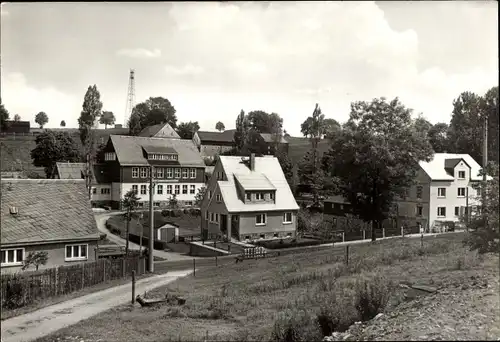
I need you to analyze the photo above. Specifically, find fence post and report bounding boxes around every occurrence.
[382,228,385,239]
[215,255,218,266]
[363,229,366,240]
[193,258,196,277]
[345,245,349,266]
[103,259,107,282]
[228,244,231,254]
[342,232,345,243]
[421,233,424,249]
[122,258,126,278]
[131,270,136,304]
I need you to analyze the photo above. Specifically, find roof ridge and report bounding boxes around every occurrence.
[1,179,86,184]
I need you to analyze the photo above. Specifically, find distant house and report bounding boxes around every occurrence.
[138,123,180,139]
[96,135,206,209]
[323,153,486,232]
[54,162,111,208]
[200,154,299,241]
[193,130,289,159]
[1,179,100,274]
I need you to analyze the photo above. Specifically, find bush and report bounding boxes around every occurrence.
[316,292,358,335]
[161,209,171,217]
[271,309,323,342]
[189,208,201,216]
[255,238,324,250]
[353,275,393,321]
[183,208,189,215]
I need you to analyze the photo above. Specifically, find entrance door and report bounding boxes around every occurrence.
[220,214,228,234]
[231,215,239,239]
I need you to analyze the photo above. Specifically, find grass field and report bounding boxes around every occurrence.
[287,136,331,165]
[36,232,492,342]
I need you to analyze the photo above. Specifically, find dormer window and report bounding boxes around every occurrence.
[256,193,264,200]
[458,171,466,179]
[246,193,251,201]
[147,153,178,161]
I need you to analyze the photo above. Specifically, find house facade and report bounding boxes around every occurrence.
[323,153,484,232]
[200,154,299,242]
[1,179,100,274]
[95,135,206,209]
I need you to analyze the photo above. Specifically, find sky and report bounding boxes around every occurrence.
[1,1,498,136]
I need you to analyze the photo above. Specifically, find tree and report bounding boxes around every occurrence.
[176,121,200,139]
[234,110,249,152]
[78,85,103,146]
[35,111,49,128]
[215,121,225,132]
[298,148,326,201]
[128,97,177,135]
[31,131,81,178]
[283,129,291,138]
[60,120,66,127]
[448,92,483,164]
[414,115,433,136]
[0,100,9,131]
[194,186,206,207]
[323,118,341,140]
[22,251,49,271]
[464,163,499,254]
[323,97,434,241]
[121,189,140,256]
[482,86,499,164]
[276,151,293,186]
[169,194,178,209]
[427,122,449,153]
[99,111,116,129]
[13,114,21,122]
[247,110,283,134]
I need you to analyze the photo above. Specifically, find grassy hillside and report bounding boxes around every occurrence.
[36,232,497,341]
[287,136,331,165]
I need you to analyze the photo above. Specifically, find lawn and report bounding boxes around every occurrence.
[35,233,496,341]
[107,211,201,238]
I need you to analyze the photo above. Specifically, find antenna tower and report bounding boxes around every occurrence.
[125,69,136,127]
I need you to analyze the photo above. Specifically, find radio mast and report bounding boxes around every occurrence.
[125,69,136,127]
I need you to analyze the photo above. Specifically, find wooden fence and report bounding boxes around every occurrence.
[0,256,145,311]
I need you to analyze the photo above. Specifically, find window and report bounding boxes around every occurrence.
[256,214,267,225]
[166,168,173,178]
[185,201,193,206]
[437,188,446,198]
[182,168,189,178]
[182,185,188,194]
[455,206,460,216]
[140,185,147,195]
[208,190,212,199]
[190,185,196,194]
[65,244,88,261]
[156,168,164,178]
[437,207,446,217]
[175,185,180,195]
[140,167,148,178]
[215,213,219,223]
[246,193,251,201]
[283,212,292,224]
[216,194,222,202]
[175,168,181,178]
[457,187,466,197]
[209,212,219,223]
[217,171,223,180]
[416,206,423,216]
[458,171,466,179]
[154,202,160,207]
[138,202,144,208]
[132,185,138,194]
[101,188,110,195]
[167,185,172,194]
[132,167,139,178]
[1,248,24,266]
[416,186,423,199]
[190,168,196,179]
[205,211,209,220]
[104,152,116,161]
[256,193,264,200]
[92,188,97,194]
[270,192,274,200]
[157,185,163,195]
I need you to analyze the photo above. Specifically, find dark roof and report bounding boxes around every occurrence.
[259,133,288,144]
[142,145,177,154]
[138,123,180,139]
[196,130,236,143]
[110,135,205,167]
[55,163,109,184]
[1,179,100,246]
[444,158,470,176]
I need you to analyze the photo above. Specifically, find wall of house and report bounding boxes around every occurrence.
[1,240,98,275]
[237,211,297,240]
[90,184,112,202]
[120,182,204,207]
[200,160,226,232]
[200,144,233,159]
[429,161,481,228]
[120,166,205,184]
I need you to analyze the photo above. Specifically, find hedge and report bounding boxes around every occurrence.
[128,232,169,251]
[254,238,328,250]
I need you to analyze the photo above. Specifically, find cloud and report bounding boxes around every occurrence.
[1,72,80,128]
[116,48,161,59]
[164,64,204,76]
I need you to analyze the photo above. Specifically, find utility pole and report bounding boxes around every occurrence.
[148,165,155,273]
[482,114,488,227]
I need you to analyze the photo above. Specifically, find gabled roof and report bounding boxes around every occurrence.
[56,162,110,184]
[110,135,204,167]
[234,173,276,191]
[138,123,180,139]
[1,179,99,246]
[196,130,236,143]
[419,153,488,181]
[217,156,299,213]
[259,133,288,144]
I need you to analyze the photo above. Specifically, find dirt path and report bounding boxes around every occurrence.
[1,270,193,342]
[94,213,194,261]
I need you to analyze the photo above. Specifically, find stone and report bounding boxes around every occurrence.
[375,313,384,320]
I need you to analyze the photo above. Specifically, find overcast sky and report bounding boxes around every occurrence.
[1,1,497,136]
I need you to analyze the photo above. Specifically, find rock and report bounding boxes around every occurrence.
[375,313,384,320]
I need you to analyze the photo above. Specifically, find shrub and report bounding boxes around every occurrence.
[316,292,357,335]
[271,309,323,342]
[183,208,189,215]
[161,209,171,217]
[353,275,393,321]
[3,276,25,309]
[189,208,201,216]
[255,238,324,250]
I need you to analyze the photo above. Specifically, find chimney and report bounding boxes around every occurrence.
[250,153,255,171]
